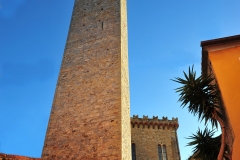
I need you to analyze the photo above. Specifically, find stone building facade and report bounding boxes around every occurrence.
[131,115,180,160]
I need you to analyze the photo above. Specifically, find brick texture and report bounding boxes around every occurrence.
[131,116,181,160]
[0,153,40,160]
[41,0,131,159]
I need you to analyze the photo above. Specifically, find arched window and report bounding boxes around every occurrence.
[158,145,163,160]
[158,144,168,160]
[132,143,136,160]
[162,145,168,160]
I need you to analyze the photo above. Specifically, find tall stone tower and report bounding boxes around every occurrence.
[41,0,131,159]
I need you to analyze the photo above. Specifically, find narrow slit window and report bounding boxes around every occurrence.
[163,145,168,160]
[132,143,136,160]
[102,22,104,29]
[158,145,168,160]
[158,145,163,160]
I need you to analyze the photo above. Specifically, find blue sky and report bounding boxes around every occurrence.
[0,0,240,159]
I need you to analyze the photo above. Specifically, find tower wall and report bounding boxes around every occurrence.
[131,116,180,160]
[42,0,131,159]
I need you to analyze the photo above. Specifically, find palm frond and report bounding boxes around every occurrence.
[187,127,221,160]
[172,65,224,128]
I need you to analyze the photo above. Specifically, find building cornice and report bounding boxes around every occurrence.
[201,34,240,47]
[201,34,240,76]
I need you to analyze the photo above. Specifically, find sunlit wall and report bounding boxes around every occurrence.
[206,42,240,159]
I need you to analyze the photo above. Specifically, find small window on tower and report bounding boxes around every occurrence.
[158,145,163,160]
[158,144,168,160]
[132,143,136,160]
[162,145,168,160]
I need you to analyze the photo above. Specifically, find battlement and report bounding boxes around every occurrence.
[131,115,179,130]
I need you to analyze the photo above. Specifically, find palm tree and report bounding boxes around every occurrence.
[187,127,222,160]
[172,66,230,160]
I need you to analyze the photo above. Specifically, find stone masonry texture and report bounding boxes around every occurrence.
[41,0,131,159]
[131,116,181,160]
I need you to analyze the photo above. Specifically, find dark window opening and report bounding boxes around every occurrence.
[158,145,163,160]
[158,145,168,160]
[132,143,136,160]
[163,145,168,160]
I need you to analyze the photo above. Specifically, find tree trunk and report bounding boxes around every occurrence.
[215,111,226,160]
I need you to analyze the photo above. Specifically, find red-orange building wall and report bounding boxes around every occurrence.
[208,46,240,159]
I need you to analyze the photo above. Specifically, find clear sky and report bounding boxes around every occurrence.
[0,0,239,159]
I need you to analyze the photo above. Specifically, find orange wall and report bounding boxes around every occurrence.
[209,46,240,159]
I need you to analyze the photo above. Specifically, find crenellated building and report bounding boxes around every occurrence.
[131,115,181,160]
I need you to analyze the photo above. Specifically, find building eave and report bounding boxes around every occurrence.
[201,34,240,76]
[201,34,240,47]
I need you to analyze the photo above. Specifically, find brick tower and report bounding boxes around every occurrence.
[41,0,131,159]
